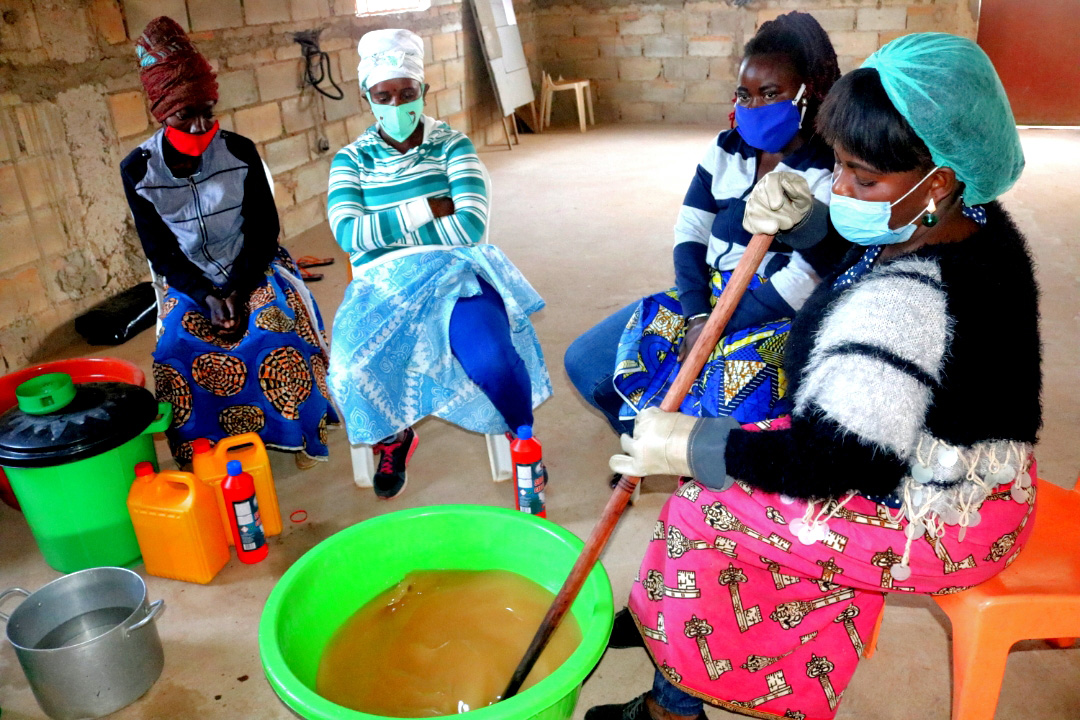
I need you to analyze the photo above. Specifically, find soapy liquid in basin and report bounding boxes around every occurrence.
[317,569,582,716]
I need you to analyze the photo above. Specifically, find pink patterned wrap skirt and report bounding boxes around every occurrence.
[628,424,1037,720]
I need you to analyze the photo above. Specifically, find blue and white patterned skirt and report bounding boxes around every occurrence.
[328,244,552,445]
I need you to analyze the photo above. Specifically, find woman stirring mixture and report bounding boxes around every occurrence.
[591,33,1039,720]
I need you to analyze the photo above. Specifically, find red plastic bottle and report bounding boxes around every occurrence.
[511,425,546,518]
[221,460,268,563]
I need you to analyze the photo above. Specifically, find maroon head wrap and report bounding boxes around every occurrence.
[135,16,218,123]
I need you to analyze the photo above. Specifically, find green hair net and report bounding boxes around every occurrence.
[862,33,1024,205]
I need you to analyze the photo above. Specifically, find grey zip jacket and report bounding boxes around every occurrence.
[120,128,278,306]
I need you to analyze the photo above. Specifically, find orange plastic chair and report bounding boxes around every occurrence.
[932,476,1080,720]
[859,477,1080,719]
[861,605,885,659]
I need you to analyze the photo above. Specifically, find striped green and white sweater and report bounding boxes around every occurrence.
[327,116,488,267]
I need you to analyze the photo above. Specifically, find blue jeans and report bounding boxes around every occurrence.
[563,302,638,436]
[449,278,534,433]
[652,669,703,716]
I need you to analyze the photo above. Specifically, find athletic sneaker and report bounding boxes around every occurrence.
[373,427,418,499]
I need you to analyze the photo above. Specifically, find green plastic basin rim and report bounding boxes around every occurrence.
[259,504,614,720]
[15,373,75,415]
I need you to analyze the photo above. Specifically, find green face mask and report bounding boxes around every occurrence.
[368,94,424,143]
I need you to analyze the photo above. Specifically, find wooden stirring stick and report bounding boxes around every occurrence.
[503,232,777,700]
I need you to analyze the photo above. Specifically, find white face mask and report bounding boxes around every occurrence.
[829,166,939,246]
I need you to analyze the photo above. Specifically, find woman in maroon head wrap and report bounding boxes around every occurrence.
[121,16,338,469]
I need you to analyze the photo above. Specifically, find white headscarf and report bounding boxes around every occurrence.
[357,29,425,93]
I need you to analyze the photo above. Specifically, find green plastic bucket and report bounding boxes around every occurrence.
[0,377,172,573]
[260,505,614,720]
[4,427,168,573]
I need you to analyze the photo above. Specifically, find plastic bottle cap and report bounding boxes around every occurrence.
[192,438,211,454]
[516,425,533,440]
[227,460,242,475]
[15,373,76,415]
[134,461,155,477]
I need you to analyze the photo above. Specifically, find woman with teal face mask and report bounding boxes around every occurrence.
[592,34,1040,720]
[327,29,552,500]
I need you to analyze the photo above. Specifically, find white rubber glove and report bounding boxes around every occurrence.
[742,171,814,236]
[609,407,696,478]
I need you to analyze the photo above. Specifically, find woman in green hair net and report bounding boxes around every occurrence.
[590,33,1040,720]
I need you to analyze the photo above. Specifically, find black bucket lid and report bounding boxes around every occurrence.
[0,380,159,468]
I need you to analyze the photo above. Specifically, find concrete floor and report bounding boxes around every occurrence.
[1,125,1078,719]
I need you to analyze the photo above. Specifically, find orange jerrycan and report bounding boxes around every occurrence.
[127,462,230,584]
[191,433,281,544]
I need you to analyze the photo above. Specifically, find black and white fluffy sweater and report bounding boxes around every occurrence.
[719,202,1042,506]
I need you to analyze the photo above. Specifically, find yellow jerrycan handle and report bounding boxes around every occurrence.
[212,432,264,459]
[152,469,197,506]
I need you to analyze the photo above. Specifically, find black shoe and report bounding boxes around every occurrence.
[608,607,645,649]
[610,472,622,490]
[585,693,707,720]
[585,692,652,720]
[373,427,418,499]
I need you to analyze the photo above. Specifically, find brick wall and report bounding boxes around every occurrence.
[524,0,977,125]
[0,0,512,370]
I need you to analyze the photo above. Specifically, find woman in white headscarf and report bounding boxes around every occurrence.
[327,29,551,499]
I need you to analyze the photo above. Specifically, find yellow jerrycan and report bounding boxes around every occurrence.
[191,433,281,544]
[127,462,230,584]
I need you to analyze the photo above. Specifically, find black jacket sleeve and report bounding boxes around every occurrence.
[221,132,280,298]
[723,281,795,335]
[722,412,909,499]
[674,242,800,334]
[120,149,215,306]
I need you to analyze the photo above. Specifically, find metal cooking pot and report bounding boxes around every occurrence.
[0,567,165,720]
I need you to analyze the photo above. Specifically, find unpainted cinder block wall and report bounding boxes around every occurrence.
[521,0,979,125]
[0,0,515,371]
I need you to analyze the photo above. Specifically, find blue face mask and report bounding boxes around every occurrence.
[734,84,805,153]
[829,166,939,246]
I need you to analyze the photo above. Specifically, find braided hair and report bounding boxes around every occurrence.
[743,11,840,129]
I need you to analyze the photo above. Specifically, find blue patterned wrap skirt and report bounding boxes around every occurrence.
[152,254,339,462]
[613,271,791,423]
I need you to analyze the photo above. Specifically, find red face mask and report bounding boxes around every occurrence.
[164,121,220,156]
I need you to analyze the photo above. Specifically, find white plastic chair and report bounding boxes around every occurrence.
[539,71,595,133]
[348,162,513,488]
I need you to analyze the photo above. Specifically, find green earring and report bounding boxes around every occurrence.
[922,197,938,227]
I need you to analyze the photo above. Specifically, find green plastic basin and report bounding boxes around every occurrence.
[259,504,614,720]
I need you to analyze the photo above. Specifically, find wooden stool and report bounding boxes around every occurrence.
[540,71,595,133]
